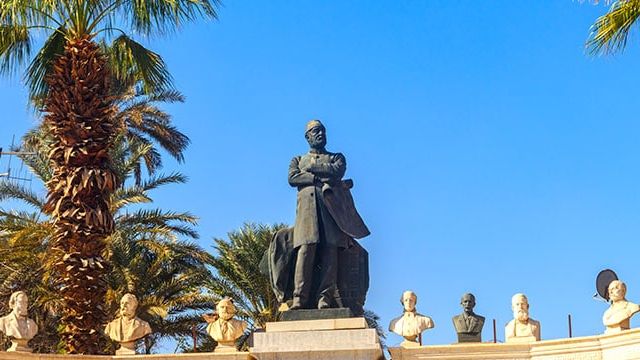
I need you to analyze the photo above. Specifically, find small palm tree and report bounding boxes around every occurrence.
[587,0,640,54]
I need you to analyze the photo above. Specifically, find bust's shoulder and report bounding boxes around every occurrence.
[134,316,150,327]
[625,301,640,312]
[528,318,540,328]
[505,319,516,328]
[416,313,434,323]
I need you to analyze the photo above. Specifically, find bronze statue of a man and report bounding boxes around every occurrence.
[288,120,369,310]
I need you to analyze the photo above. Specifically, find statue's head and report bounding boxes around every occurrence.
[216,297,236,321]
[511,293,529,322]
[9,291,28,317]
[120,293,138,319]
[305,120,327,149]
[460,293,476,313]
[608,280,627,302]
[400,290,417,313]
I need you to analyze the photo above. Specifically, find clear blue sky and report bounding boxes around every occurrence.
[1,0,639,349]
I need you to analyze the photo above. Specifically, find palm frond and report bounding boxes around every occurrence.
[0,181,45,209]
[141,172,187,191]
[0,24,31,76]
[24,27,65,102]
[121,0,220,36]
[587,0,640,54]
[109,34,173,94]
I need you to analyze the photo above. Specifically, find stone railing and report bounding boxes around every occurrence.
[389,327,640,360]
[2,326,640,359]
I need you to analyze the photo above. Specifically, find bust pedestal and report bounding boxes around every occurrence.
[456,332,481,343]
[7,338,31,352]
[116,341,136,355]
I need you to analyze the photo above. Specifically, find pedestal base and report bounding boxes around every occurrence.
[214,342,238,353]
[456,332,482,343]
[280,307,353,321]
[251,317,382,360]
[115,341,136,355]
[7,338,32,352]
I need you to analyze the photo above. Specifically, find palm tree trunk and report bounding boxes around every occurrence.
[42,35,116,354]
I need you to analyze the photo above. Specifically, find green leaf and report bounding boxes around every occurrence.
[587,0,640,55]
[122,0,220,36]
[108,34,173,94]
[0,24,31,76]
[25,27,66,102]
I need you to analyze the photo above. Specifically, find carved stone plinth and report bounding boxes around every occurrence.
[251,317,382,360]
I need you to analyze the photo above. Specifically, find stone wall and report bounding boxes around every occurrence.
[389,328,640,360]
[2,328,640,359]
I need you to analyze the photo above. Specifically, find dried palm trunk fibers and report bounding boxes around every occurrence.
[43,35,116,354]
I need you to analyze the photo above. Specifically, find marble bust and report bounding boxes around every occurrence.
[105,293,152,355]
[452,293,485,342]
[602,280,640,334]
[0,291,38,352]
[206,297,247,351]
[505,293,540,343]
[388,290,434,346]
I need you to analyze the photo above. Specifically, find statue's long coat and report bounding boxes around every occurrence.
[288,150,353,248]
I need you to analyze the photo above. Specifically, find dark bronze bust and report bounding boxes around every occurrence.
[451,293,485,343]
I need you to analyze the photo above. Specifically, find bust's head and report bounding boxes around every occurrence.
[9,291,28,317]
[305,120,327,149]
[511,293,529,322]
[120,293,138,319]
[608,280,627,303]
[400,290,418,312]
[216,297,236,321]
[460,293,476,314]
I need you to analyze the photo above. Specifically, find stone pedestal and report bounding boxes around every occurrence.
[251,317,382,360]
[115,341,136,355]
[7,338,32,352]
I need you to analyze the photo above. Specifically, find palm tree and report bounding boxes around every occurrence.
[0,138,213,354]
[0,2,218,352]
[587,0,640,54]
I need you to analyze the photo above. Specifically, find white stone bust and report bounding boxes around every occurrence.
[206,297,247,350]
[603,280,640,334]
[388,290,434,345]
[105,293,152,343]
[0,291,38,340]
[505,293,540,343]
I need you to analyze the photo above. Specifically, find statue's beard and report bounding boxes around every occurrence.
[514,309,529,322]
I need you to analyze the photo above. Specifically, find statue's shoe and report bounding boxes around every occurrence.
[317,298,331,309]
